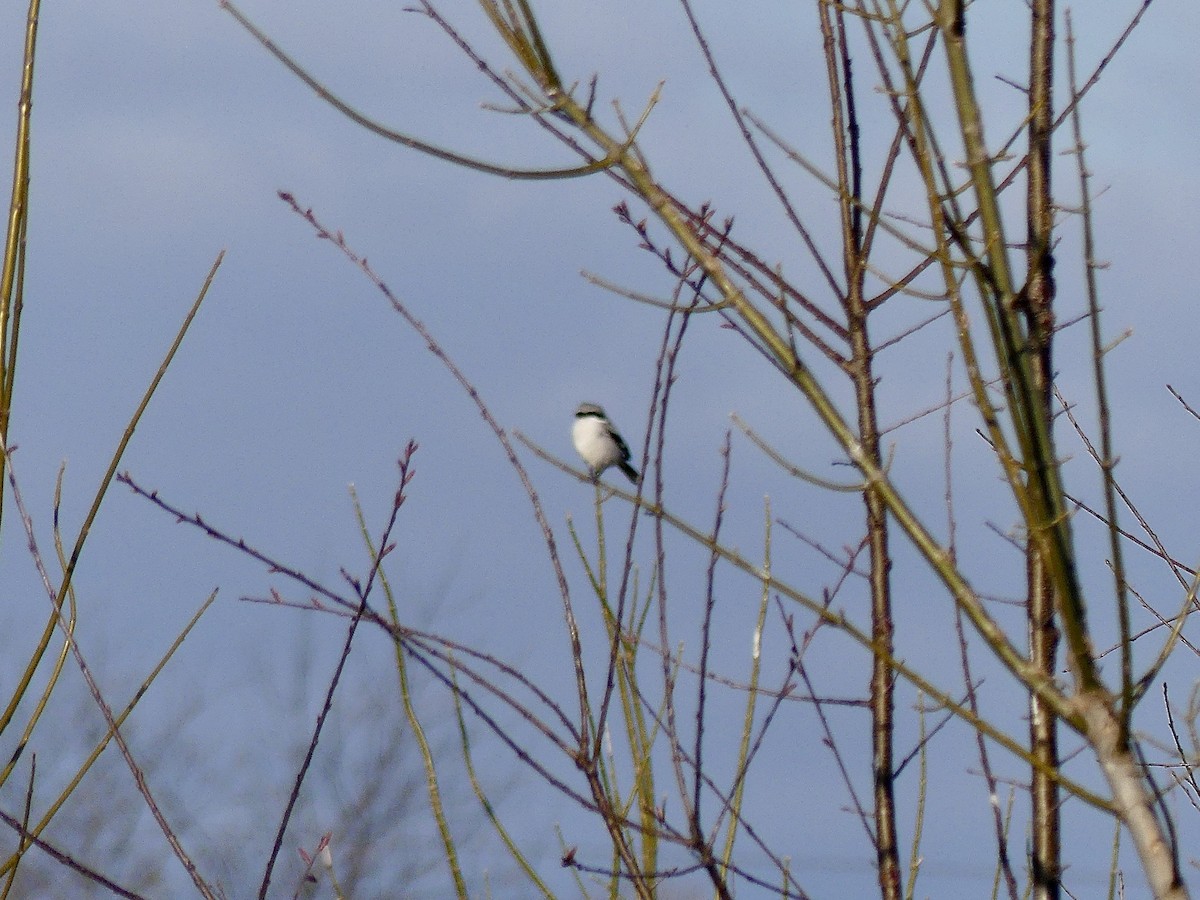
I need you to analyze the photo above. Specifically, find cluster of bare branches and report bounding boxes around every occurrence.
[5,0,1199,898]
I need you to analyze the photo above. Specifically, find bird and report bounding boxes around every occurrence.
[572,402,640,484]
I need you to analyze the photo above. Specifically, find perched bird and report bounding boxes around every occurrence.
[572,402,639,484]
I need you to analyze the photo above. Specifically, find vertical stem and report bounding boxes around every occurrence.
[939,0,1092,691]
[1027,557,1060,899]
[1025,1,1061,897]
[858,334,899,900]
[0,0,41,538]
[821,3,898,894]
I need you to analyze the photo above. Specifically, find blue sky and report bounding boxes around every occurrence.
[1,1,1198,896]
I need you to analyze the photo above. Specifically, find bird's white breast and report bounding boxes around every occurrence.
[573,415,621,469]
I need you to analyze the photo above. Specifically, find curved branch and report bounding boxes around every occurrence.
[220,1,623,180]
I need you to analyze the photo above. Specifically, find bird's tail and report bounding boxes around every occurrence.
[620,462,640,484]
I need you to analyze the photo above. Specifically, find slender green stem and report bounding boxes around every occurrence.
[720,499,772,877]
[0,0,42,538]
[0,591,217,880]
[352,487,467,899]
[938,0,1094,692]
